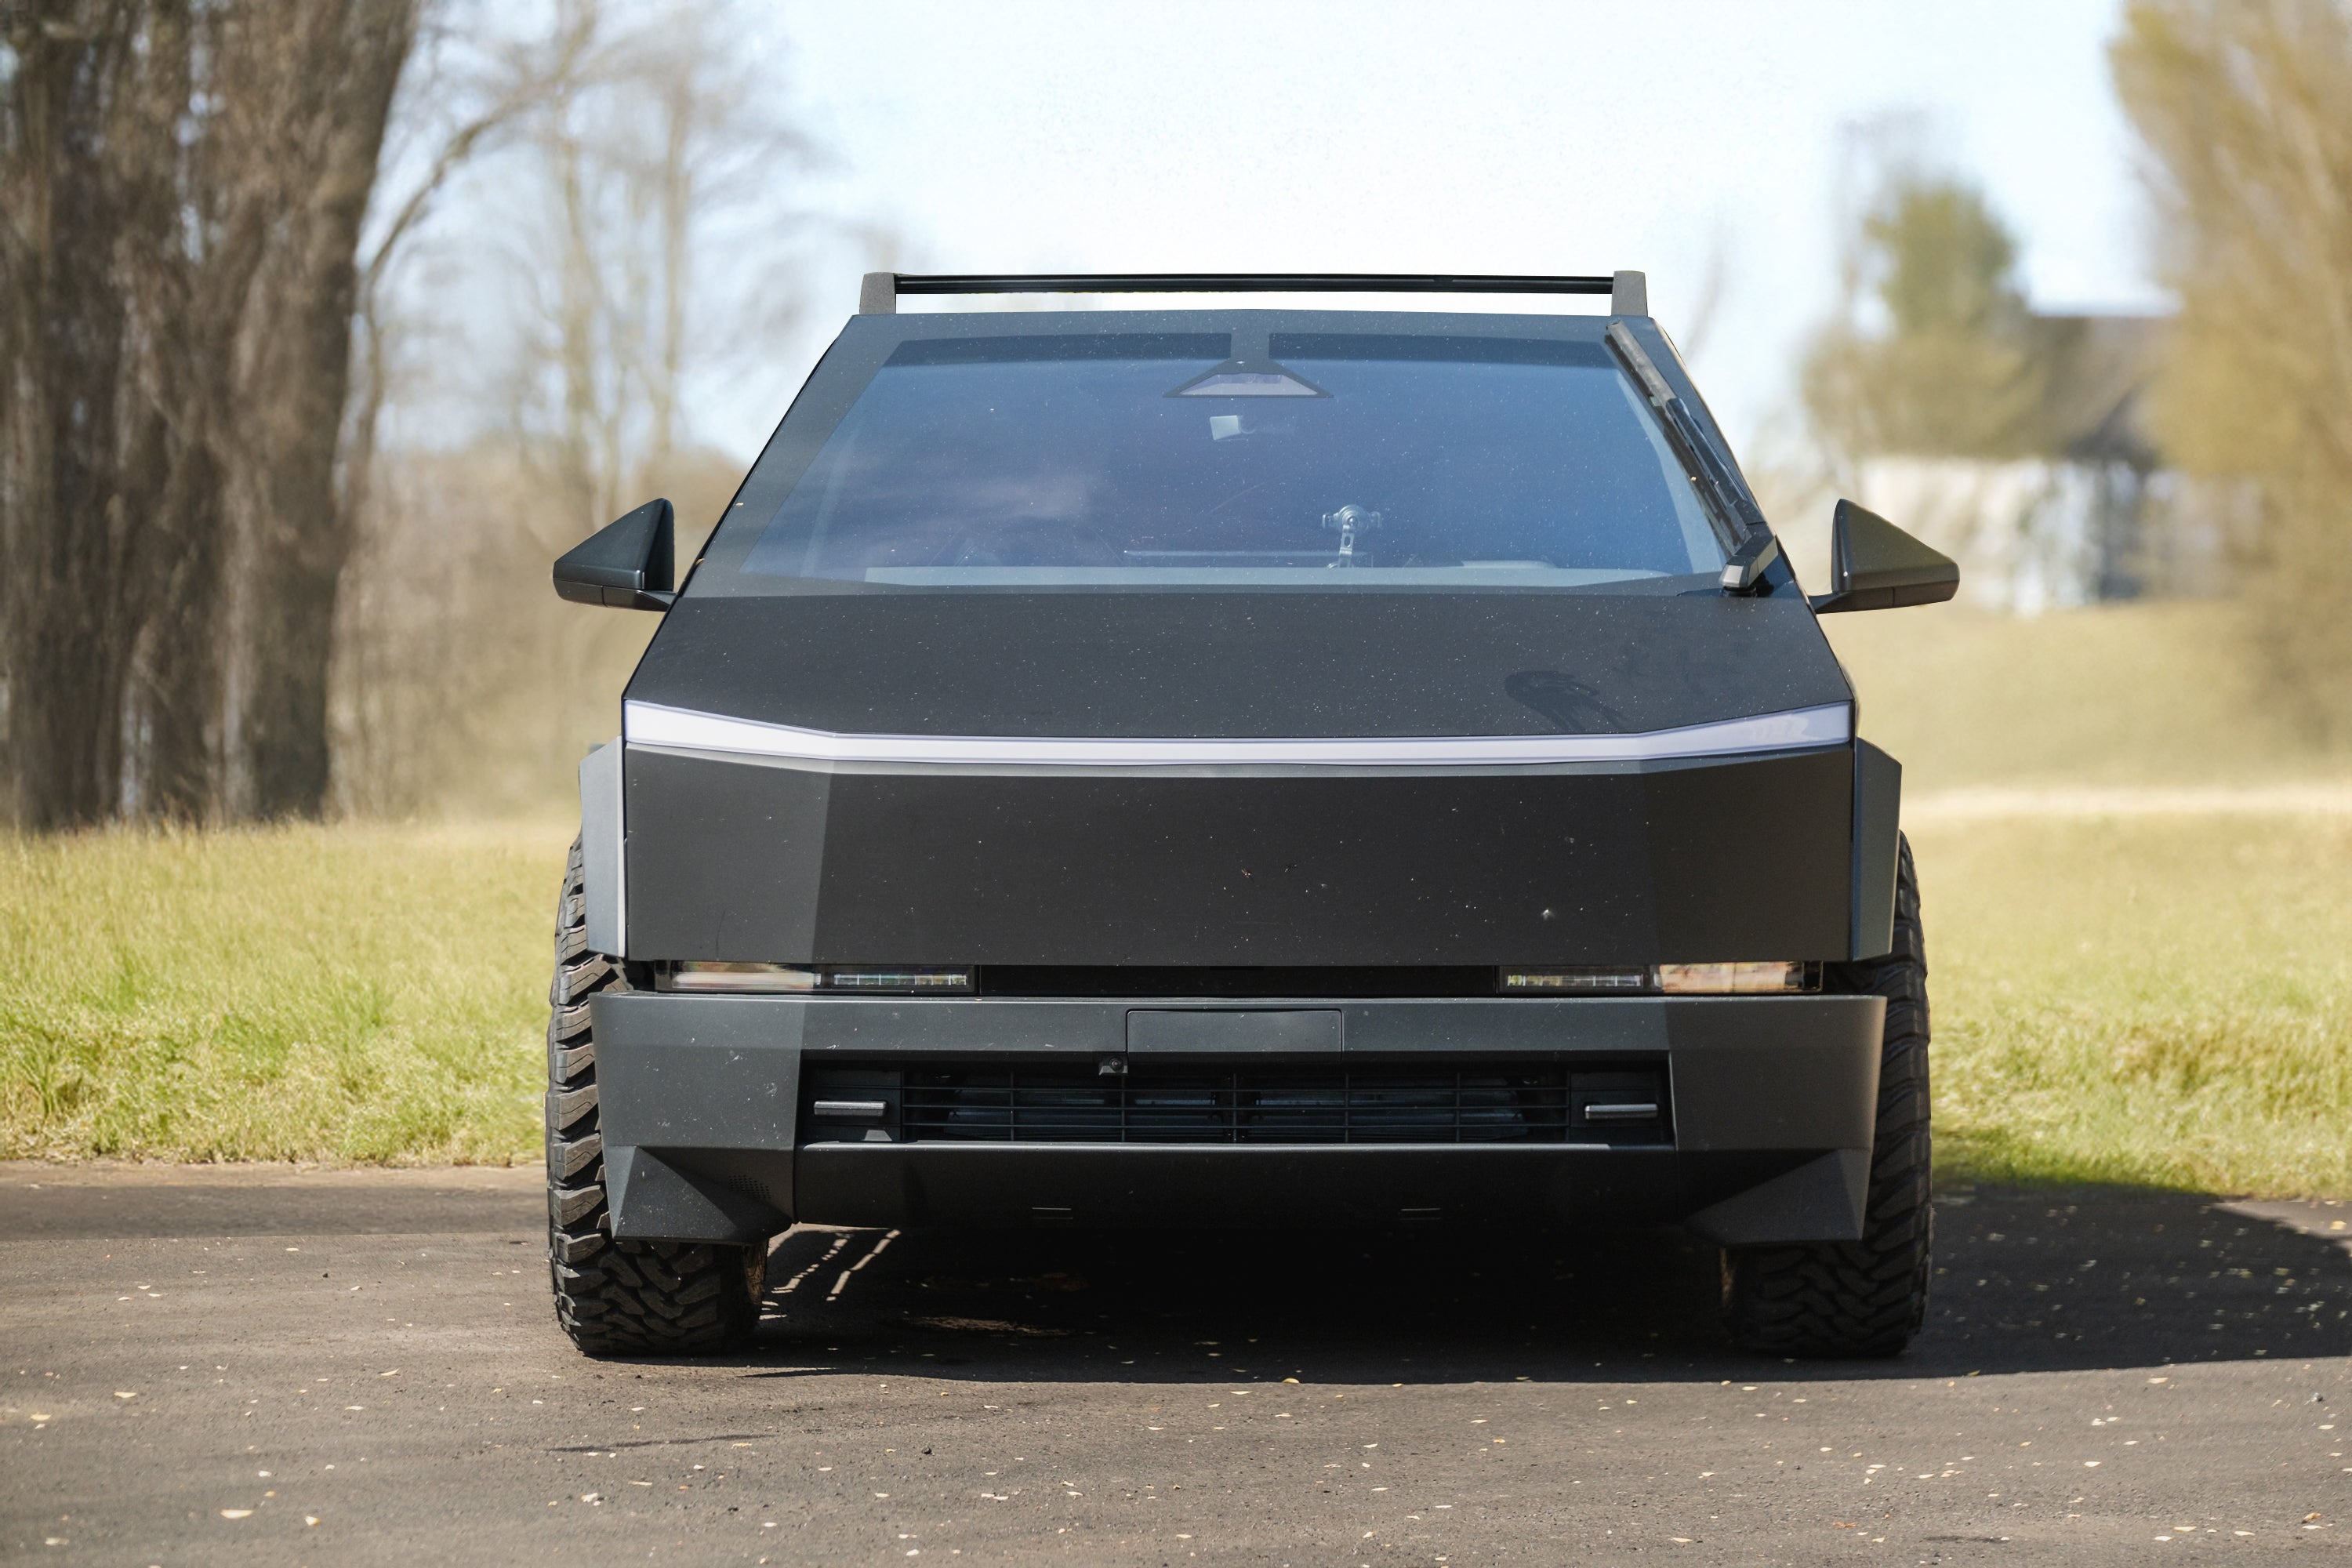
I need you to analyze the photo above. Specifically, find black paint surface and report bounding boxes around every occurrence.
[626,589,1848,740]
[622,745,1854,965]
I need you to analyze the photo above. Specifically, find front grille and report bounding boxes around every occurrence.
[804,1063,1668,1145]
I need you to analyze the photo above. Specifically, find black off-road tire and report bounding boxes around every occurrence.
[1721,834,1932,1358]
[546,834,766,1356]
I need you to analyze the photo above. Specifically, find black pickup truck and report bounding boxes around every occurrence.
[543,270,1958,1359]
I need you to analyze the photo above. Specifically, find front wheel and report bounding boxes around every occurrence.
[1720,834,1933,1358]
[546,833,766,1356]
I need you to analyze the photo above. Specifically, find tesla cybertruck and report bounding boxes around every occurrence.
[543,270,1959,1359]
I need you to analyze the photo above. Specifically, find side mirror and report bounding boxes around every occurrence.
[554,498,676,610]
[1809,499,1959,614]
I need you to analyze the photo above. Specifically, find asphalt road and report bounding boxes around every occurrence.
[4,1163,2350,1566]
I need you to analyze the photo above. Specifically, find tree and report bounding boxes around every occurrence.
[4,2,833,824]
[0,0,419,826]
[1802,171,2049,463]
[0,2,187,826]
[207,2,422,819]
[496,0,811,539]
[327,0,828,816]
[2111,0,2352,729]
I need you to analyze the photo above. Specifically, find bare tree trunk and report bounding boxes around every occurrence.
[134,451,228,817]
[4,0,420,826]
[207,0,417,818]
[0,1,187,827]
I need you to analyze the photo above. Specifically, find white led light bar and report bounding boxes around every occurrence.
[1503,962,1820,996]
[662,963,974,995]
[624,701,1850,769]
[1657,961,1814,995]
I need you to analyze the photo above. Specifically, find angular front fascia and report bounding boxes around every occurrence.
[619,742,1857,966]
[585,991,1884,1242]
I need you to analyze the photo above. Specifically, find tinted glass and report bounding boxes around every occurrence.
[724,331,1726,590]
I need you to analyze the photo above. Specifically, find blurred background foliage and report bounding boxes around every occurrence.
[1782,0,2352,739]
[2112,0,2352,737]
[1802,177,2050,461]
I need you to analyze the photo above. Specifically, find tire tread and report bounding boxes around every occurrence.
[1722,835,1933,1359]
[544,835,765,1356]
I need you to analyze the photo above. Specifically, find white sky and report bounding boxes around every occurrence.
[716,0,2159,461]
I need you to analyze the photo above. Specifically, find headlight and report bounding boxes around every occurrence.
[1499,967,1649,993]
[1501,963,1817,996]
[662,963,974,995]
[821,967,975,993]
[1656,961,1816,995]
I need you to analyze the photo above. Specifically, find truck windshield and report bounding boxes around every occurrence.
[718,330,1728,590]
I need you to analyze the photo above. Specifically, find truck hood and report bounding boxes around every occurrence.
[625,590,1852,742]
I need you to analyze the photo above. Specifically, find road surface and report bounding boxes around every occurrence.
[4,1162,2348,1564]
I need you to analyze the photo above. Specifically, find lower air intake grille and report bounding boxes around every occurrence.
[856,1063,1664,1145]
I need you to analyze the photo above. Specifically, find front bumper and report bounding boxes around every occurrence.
[583,992,1886,1247]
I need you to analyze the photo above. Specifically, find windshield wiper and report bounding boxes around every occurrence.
[1605,321,1778,592]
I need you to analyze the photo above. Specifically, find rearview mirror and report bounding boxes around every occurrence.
[1809,499,1959,614]
[554,498,675,610]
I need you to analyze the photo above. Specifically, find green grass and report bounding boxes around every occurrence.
[1919,813,2352,1196]
[3,808,2350,1196]
[0,823,568,1163]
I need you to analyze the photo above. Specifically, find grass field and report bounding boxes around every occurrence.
[1917,813,2352,1196]
[3,804,2350,1197]
[0,824,567,1165]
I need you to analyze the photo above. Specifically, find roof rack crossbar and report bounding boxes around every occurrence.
[860,270,1649,315]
